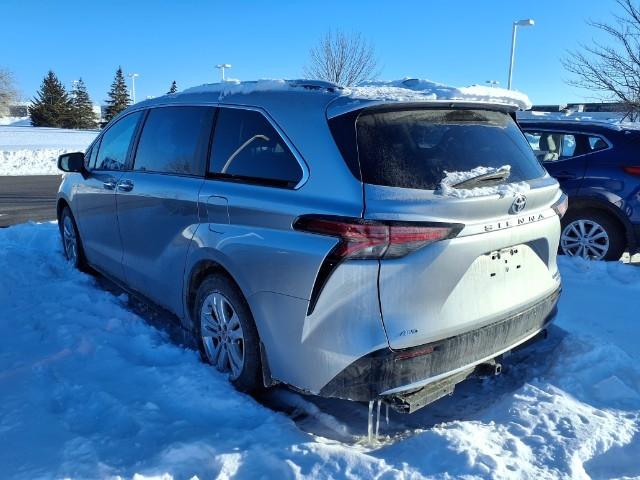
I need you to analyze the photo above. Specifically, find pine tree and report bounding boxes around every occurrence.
[104,67,130,122]
[29,71,72,128]
[69,78,98,129]
[167,80,178,94]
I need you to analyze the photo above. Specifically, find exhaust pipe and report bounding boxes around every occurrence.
[475,361,502,378]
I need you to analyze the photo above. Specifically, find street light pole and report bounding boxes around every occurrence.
[508,19,534,90]
[216,64,232,82]
[128,73,140,103]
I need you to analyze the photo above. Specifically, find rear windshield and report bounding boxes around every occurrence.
[331,108,545,190]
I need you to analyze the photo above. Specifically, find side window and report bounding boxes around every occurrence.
[589,135,609,152]
[86,141,100,169]
[524,132,540,150]
[133,106,215,176]
[209,108,303,188]
[526,131,575,162]
[95,111,143,171]
[561,134,577,158]
[533,132,561,162]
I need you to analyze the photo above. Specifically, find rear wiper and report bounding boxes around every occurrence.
[451,168,511,189]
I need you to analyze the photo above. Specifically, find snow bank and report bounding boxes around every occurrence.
[1,223,639,479]
[437,165,531,198]
[1,148,73,175]
[0,116,30,126]
[348,78,532,110]
[0,126,97,175]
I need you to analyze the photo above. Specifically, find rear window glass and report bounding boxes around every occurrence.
[343,108,545,190]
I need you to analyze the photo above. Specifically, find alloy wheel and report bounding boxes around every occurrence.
[63,215,78,265]
[560,219,610,260]
[200,292,245,379]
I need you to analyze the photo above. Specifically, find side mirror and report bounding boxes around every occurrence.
[58,152,86,173]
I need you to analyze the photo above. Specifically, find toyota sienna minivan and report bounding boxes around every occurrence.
[57,79,565,413]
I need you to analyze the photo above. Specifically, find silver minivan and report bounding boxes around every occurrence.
[57,80,565,413]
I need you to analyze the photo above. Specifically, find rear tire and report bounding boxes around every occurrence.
[59,207,87,270]
[194,274,262,393]
[560,209,625,261]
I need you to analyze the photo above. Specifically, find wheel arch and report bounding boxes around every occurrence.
[56,197,70,223]
[183,255,250,332]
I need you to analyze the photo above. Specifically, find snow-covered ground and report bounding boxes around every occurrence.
[1,222,639,479]
[0,125,97,176]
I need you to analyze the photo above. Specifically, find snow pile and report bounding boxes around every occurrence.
[1,148,72,175]
[1,223,639,479]
[437,165,531,198]
[0,116,30,126]
[0,126,98,175]
[348,78,532,110]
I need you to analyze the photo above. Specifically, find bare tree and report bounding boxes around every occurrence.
[304,30,379,86]
[0,68,19,117]
[563,0,640,117]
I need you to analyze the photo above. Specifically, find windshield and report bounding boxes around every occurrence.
[350,108,545,190]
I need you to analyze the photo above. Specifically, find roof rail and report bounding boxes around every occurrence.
[288,79,344,93]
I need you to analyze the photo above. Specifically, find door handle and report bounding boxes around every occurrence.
[103,178,117,190]
[116,179,134,192]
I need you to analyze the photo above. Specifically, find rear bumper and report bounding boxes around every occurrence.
[319,286,560,402]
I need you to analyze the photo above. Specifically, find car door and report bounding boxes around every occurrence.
[524,130,587,195]
[74,111,143,280]
[115,105,214,316]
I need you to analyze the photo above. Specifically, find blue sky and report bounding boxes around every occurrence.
[2,0,619,106]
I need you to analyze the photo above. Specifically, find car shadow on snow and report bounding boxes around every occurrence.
[94,272,568,447]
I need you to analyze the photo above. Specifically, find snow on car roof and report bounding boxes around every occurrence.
[345,78,532,110]
[517,112,640,131]
[181,79,344,98]
[180,78,532,111]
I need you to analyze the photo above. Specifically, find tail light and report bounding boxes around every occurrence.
[293,215,463,260]
[551,193,568,219]
[294,215,463,315]
[622,166,640,176]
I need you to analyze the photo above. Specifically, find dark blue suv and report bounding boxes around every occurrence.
[519,119,640,260]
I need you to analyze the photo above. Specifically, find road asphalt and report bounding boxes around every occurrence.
[0,175,61,227]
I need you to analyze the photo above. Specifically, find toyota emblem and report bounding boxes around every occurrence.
[511,194,527,214]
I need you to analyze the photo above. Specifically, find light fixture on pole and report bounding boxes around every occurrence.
[128,73,140,103]
[507,19,534,90]
[485,80,500,88]
[216,64,232,82]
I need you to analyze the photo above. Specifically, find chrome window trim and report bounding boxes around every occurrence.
[522,128,613,161]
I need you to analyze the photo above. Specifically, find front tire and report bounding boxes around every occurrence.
[194,274,262,392]
[60,207,87,270]
[560,210,625,261]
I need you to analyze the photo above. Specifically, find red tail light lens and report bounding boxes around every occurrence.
[623,166,640,176]
[293,215,463,260]
[551,192,568,219]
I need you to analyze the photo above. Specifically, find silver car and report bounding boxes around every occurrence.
[57,80,565,413]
